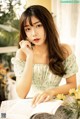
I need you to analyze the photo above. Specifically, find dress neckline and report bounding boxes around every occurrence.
[13,53,74,66]
[33,53,74,65]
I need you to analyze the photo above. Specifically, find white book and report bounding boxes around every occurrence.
[0,99,63,119]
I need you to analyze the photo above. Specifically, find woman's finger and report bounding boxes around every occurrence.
[32,93,48,106]
[19,40,32,49]
[32,94,39,106]
[36,95,46,104]
[44,95,51,102]
[19,40,23,47]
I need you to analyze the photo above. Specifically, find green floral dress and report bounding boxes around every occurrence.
[11,53,78,97]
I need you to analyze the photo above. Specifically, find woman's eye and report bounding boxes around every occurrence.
[25,28,31,31]
[36,24,42,28]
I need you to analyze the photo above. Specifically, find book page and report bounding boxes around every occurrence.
[31,100,63,116]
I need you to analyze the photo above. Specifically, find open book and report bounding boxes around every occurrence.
[0,99,63,119]
[31,100,63,116]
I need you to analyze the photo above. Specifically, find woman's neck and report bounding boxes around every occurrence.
[33,44,48,56]
[33,44,49,64]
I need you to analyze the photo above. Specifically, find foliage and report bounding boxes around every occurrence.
[0,23,19,47]
[56,87,80,118]
[0,0,21,24]
[0,63,8,105]
[0,0,20,69]
[0,0,20,47]
[0,52,15,70]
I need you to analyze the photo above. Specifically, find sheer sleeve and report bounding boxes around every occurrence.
[11,57,25,77]
[63,54,78,78]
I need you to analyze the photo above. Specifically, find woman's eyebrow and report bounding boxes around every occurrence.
[33,21,40,25]
[24,21,40,27]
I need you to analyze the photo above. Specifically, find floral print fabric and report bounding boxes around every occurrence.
[11,53,78,96]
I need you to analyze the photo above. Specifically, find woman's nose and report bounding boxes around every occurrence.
[31,28,37,36]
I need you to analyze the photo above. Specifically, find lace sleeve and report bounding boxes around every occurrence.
[63,54,78,78]
[11,57,25,77]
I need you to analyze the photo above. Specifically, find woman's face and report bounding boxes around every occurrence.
[24,16,46,46]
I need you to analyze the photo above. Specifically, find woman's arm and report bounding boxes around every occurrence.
[16,41,34,98]
[32,75,76,106]
[51,74,77,95]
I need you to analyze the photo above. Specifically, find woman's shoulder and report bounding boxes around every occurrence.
[16,48,26,61]
[60,43,72,59]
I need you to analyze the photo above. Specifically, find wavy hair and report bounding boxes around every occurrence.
[19,5,66,76]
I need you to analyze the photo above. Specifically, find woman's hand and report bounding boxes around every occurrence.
[19,40,33,57]
[32,89,55,106]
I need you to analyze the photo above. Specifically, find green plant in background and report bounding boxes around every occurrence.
[0,20,19,47]
[0,0,21,24]
[0,0,21,101]
[0,0,20,47]
[0,19,19,69]
[0,0,21,68]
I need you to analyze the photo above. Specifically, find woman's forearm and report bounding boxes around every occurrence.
[52,82,76,96]
[16,56,33,98]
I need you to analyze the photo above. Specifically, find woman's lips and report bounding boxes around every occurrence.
[33,38,40,42]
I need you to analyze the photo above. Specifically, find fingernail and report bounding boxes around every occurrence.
[31,104,36,107]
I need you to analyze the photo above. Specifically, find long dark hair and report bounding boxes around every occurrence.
[19,5,66,76]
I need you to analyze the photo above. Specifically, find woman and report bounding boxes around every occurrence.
[12,4,78,104]
[6,4,78,118]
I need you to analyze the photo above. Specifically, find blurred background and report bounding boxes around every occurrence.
[0,0,80,103]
